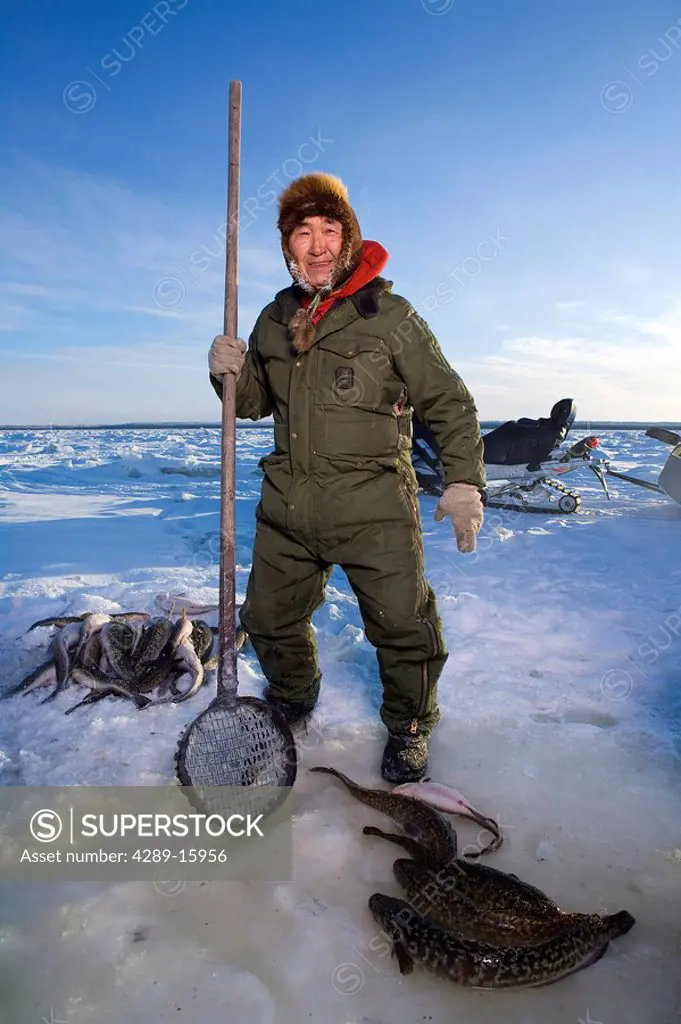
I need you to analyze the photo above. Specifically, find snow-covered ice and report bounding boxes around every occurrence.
[0,424,680,1023]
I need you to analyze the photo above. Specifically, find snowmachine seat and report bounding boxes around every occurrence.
[410,399,577,493]
[481,398,576,468]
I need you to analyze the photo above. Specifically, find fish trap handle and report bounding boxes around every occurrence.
[217,79,241,703]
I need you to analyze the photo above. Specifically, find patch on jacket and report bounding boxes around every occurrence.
[334,367,355,391]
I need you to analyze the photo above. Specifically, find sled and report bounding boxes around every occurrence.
[601,426,681,507]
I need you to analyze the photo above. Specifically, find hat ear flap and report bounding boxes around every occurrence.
[335,209,363,283]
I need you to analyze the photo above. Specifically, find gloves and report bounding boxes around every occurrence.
[208,335,247,378]
[434,482,484,553]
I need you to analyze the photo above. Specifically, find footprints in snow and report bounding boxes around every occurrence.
[532,706,619,728]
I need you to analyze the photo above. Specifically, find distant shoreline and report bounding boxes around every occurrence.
[1,421,679,432]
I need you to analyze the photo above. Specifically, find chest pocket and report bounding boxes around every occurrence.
[316,334,394,411]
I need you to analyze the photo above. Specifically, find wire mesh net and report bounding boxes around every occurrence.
[176,700,297,818]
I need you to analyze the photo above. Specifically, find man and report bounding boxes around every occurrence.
[208,172,485,783]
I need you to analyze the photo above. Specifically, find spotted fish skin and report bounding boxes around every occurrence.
[363,825,560,928]
[368,893,635,989]
[146,639,204,705]
[16,607,246,711]
[388,856,607,945]
[128,617,173,669]
[189,620,214,662]
[133,651,179,694]
[309,766,457,868]
[100,621,138,682]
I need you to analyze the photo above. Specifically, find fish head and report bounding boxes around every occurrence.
[103,620,136,651]
[142,617,174,655]
[190,621,214,660]
[393,780,476,816]
[392,858,429,891]
[391,782,418,798]
[604,910,635,938]
[368,893,420,937]
[148,615,170,628]
[171,609,193,647]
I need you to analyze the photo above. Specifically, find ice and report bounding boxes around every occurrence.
[0,424,680,1022]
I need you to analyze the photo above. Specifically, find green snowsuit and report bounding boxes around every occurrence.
[210,275,485,736]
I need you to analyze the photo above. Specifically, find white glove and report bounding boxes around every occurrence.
[208,335,246,378]
[434,482,484,553]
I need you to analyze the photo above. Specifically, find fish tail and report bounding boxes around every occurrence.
[310,765,379,803]
[26,614,83,632]
[64,692,105,715]
[309,766,453,853]
[5,659,55,697]
[309,765,364,793]
[366,826,430,861]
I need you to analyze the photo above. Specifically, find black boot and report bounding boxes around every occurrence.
[263,688,317,727]
[381,729,429,784]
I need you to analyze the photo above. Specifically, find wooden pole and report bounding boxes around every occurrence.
[217,79,241,699]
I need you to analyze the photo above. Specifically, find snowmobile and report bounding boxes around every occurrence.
[411,398,609,514]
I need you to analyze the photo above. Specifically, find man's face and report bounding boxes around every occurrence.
[288,215,343,289]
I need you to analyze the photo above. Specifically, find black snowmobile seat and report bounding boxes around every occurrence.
[480,398,576,468]
[411,399,577,485]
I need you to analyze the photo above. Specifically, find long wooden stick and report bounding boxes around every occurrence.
[217,79,241,700]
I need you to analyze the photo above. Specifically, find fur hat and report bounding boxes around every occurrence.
[278,172,363,285]
[277,173,363,352]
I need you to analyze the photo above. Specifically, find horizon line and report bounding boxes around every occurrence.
[2,419,680,432]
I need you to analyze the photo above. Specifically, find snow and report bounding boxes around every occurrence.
[1,424,680,1023]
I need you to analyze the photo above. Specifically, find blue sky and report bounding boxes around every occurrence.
[1,0,680,424]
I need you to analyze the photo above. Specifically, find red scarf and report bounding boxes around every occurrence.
[301,240,389,324]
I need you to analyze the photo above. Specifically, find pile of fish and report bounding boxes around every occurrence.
[310,766,635,990]
[7,608,249,714]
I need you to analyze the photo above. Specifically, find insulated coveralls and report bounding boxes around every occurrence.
[210,276,485,735]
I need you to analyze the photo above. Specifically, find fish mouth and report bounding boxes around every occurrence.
[368,893,397,928]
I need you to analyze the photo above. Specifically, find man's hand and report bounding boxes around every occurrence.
[434,482,484,553]
[208,335,247,378]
